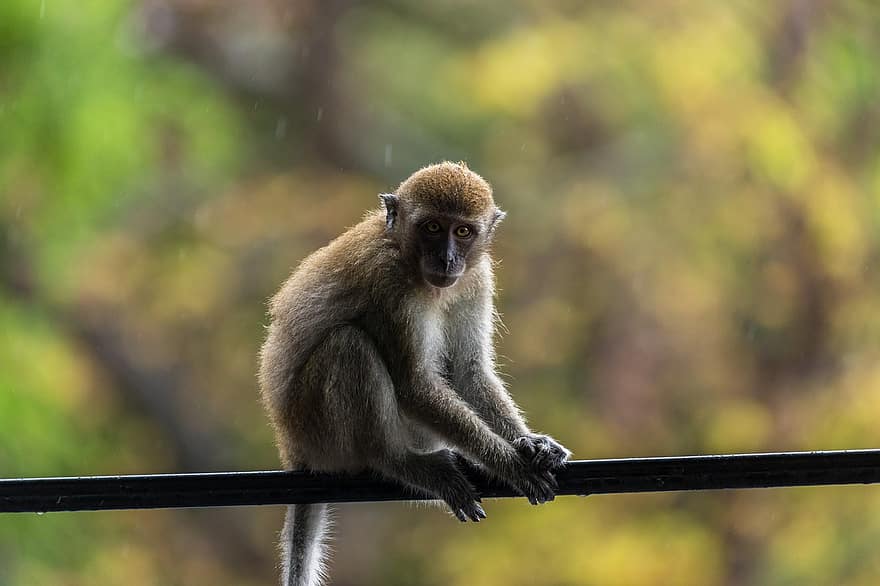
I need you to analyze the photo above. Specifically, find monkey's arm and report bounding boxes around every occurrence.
[449,294,571,470]
[453,362,528,442]
[397,370,556,504]
[444,293,525,439]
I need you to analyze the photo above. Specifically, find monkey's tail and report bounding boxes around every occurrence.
[280,503,331,586]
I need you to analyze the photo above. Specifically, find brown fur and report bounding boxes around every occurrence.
[395,161,495,217]
[259,163,570,586]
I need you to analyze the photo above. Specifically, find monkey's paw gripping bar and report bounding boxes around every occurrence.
[2,450,879,513]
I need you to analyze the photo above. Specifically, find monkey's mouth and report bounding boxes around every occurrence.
[423,271,461,288]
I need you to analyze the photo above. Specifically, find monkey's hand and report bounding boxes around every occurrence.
[497,449,559,506]
[512,434,571,472]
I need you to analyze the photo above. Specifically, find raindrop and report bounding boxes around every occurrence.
[36,511,45,516]
[39,0,45,19]
[316,107,323,122]
[385,144,393,167]
[275,117,288,140]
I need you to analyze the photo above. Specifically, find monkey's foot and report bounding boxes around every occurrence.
[450,499,487,523]
[443,476,486,522]
[513,434,572,472]
[438,450,486,522]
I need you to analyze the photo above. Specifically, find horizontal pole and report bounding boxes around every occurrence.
[2,450,879,513]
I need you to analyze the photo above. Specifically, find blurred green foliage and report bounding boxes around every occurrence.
[3,0,880,584]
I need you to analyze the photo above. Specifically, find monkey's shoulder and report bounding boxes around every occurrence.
[269,215,403,314]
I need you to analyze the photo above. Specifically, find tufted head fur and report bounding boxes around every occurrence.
[395,161,495,217]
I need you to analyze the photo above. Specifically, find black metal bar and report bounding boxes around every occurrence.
[2,450,879,513]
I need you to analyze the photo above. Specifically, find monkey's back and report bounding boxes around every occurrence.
[258,211,404,461]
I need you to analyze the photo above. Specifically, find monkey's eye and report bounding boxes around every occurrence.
[454,226,472,238]
[424,221,442,234]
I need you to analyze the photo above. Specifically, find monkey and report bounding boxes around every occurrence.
[259,161,571,586]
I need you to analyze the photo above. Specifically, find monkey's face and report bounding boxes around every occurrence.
[414,215,480,288]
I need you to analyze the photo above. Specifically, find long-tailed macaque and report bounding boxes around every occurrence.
[259,162,571,586]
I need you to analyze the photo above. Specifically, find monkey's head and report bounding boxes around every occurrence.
[380,162,506,289]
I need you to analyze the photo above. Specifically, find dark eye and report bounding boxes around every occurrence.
[424,221,442,234]
[454,226,472,238]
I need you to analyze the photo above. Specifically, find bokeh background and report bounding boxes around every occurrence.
[3,1,880,584]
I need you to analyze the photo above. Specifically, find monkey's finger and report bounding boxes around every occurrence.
[555,445,572,461]
[514,477,547,505]
[541,485,555,502]
[534,479,556,503]
[533,451,554,471]
[515,441,536,459]
[541,470,559,489]
[453,509,468,522]
[534,493,552,504]
[546,445,570,466]
[465,503,486,522]
[552,456,570,469]
[535,443,565,469]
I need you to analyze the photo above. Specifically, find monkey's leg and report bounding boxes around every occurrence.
[294,326,485,526]
[278,321,404,586]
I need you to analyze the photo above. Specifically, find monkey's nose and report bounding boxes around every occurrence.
[443,242,458,273]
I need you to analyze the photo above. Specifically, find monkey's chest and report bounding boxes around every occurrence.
[416,307,451,365]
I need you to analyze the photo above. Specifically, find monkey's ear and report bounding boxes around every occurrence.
[379,193,399,230]
[488,208,506,236]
